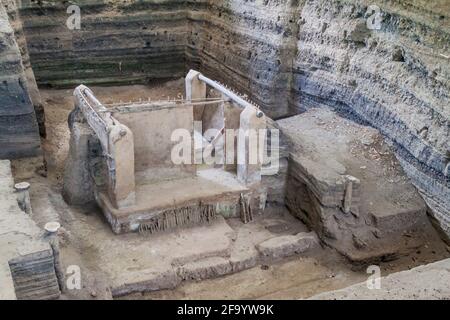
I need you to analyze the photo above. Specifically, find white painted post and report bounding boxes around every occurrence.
[15,182,32,215]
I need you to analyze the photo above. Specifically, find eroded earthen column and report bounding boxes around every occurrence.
[237,106,266,186]
[15,182,32,215]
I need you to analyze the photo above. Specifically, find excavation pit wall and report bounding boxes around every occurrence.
[9,80,450,299]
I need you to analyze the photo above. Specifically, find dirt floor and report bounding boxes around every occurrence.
[9,79,450,300]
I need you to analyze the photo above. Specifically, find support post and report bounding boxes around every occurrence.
[15,182,32,215]
[186,70,207,121]
[237,106,266,186]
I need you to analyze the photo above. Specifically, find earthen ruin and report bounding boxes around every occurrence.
[64,71,267,235]
[0,0,449,300]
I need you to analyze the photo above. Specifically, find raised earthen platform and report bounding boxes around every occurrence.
[97,169,255,234]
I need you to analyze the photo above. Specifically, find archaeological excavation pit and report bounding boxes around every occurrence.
[0,0,449,301]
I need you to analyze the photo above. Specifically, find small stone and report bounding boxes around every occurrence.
[90,291,97,298]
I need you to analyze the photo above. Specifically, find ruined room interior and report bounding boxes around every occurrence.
[0,0,449,301]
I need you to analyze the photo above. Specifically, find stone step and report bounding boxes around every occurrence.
[176,257,233,281]
[256,232,319,261]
